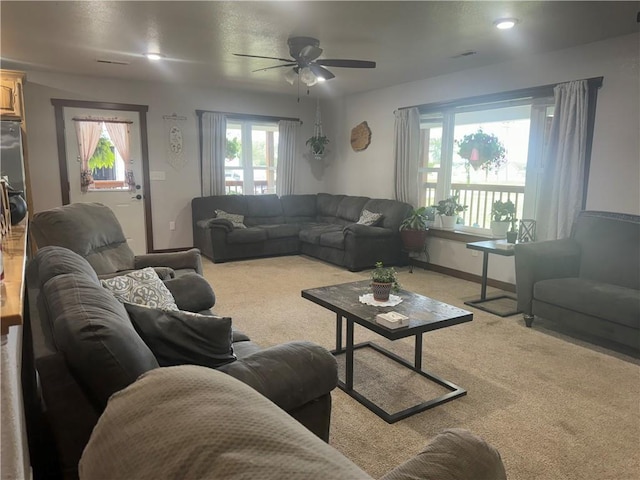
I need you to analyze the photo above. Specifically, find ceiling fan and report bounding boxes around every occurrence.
[233,36,376,87]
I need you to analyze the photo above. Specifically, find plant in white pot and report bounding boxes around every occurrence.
[399,207,429,251]
[490,200,516,238]
[432,195,467,231]
[370,262,400,301]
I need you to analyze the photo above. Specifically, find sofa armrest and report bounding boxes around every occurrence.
[197,218,234,232]
[380,428,506,480]
[514,239,581,315]
[343,224,394,238]
[163,273,216,312]
[217,341,338,412]
[134,248,203,275]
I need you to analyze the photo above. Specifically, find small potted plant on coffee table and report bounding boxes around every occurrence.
[371,261,400,302]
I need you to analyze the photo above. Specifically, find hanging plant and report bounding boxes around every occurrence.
[306,135,329,156]
[456,129,506,173]
[307,98,329,159]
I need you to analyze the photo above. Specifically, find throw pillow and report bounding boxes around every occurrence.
[101,267,179,311]
[215,210,247,229]
[124,303,236,368]
[357,209,384,226]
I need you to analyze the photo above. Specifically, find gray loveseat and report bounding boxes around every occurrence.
[514,211,640,350]
[192,193,413,271]
[25,246,338,479]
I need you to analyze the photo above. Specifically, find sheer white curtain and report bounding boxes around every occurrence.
[536,80,589,240]
[393,107,420,206]
[74,120,102,192]
[201,112,227,196]
[276,120,298,195]
[104,122,134,191]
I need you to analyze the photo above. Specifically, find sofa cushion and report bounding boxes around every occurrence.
[31,202,136,275]
[259,224,302,239]
[163,273,216,313]
[247,194,284,217]
[281,194,317,218]
[215,210,247,229]
[336,196,370,223]
[34,246,100,287]
[124,303,236,368]
[534,277,640,329]
[316,193,345,219]
[79,366,368,480]
[227,227,269,244]
[319,231,346,250]
[363,198,413,231]
[45,273,159,410]
[357,209,384,226]
[572,211,640,290]
[299,224,344,245]
[381,428,507,480]
[101,267,179,311]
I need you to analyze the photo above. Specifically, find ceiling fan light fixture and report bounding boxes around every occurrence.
[494,18,518,30]
[284,68,297,85]
[299,66,317,86]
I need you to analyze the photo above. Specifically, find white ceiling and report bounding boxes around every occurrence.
[1,1,638,97]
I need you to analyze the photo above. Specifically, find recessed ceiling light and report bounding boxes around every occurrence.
[494,18,518,30]
[144,52,165,61]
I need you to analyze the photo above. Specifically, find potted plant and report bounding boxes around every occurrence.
[490,199,516,238]
[456,129,506,173]
[306,135,329,159]
[399,207,429,250]
[371,261,400,301]
[432,195,468,231]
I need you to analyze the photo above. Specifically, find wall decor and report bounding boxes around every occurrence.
[350,121,371,151]
[163,113,188,170]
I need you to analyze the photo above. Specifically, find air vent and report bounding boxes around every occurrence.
[96,59,129,65]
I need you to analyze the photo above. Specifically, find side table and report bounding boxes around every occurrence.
[464,240,520,317]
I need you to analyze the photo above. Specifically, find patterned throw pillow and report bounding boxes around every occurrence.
[357,209,384,226]
[101,267,179,311]
[215,210,247,229]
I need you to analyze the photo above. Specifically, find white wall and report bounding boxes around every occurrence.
[23,73,321,250]
[326,33,640,283]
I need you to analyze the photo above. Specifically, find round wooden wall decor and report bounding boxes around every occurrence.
[350,121,371,151]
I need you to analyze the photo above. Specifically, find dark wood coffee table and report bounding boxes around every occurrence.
[301,280,473,423]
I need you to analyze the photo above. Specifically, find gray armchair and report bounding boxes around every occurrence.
[31,202,203,279]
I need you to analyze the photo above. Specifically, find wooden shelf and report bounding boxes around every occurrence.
[1,221,28,335]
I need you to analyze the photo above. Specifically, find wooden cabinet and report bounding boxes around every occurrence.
[0,70,25,121]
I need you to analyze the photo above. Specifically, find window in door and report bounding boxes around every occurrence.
[225,120,279,195]
[88,123,127,190]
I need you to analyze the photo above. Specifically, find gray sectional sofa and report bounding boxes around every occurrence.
[515,210,640,350]
[192,193,413,271]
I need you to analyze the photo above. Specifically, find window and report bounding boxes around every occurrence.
[89,123,127,190]
[225,120,279,195]
[419,96,554,234]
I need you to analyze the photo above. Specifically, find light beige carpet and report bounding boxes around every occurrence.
[203,255,640,480]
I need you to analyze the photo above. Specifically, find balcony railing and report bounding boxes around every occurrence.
[423,182,525,229]
[225,181,271,195]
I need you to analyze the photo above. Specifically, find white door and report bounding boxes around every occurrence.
[64,107,147,254]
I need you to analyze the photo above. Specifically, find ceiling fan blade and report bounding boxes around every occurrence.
[309,64,335,80]
[299,45,323,62]
[316,59,376,68]
[234,53,294,63]
[252,63,297,73]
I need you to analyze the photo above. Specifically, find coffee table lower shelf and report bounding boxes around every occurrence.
[332,341,467,424]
